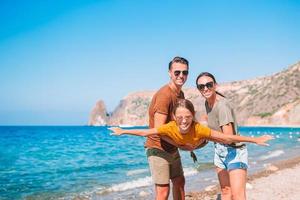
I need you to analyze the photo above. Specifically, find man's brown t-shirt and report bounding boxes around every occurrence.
[145,84,184,153]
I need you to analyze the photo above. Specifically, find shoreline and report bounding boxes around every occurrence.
[185,156,300,200]
[241,125,300,128]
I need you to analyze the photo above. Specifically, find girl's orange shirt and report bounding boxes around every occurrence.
[157,121,211,145]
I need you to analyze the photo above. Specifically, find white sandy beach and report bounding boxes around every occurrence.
[186,156,300,200]
[246,163,300,200]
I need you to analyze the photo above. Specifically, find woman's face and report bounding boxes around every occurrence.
[196,75,216,99]
[174,107,194,133]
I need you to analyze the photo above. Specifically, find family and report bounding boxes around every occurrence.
[109,57,273,200]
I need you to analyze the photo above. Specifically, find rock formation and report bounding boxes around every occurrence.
[88,100,109,126]
[108,91,153,126]
[89,61,300,126]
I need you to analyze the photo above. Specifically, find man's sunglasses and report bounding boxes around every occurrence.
[197,81,214,91]
[174,70,189,76]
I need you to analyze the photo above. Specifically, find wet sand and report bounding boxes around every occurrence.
[185,156,300,200]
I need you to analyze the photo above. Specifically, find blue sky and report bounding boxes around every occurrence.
[0,0,299,125]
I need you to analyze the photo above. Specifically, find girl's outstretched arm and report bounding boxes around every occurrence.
[208,130,274,146]
[108,127,158,137]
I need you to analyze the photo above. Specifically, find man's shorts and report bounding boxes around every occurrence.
[214,143,248,171]
[147,148,184,185]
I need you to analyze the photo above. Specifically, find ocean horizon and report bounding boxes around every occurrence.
[1,125,300,200]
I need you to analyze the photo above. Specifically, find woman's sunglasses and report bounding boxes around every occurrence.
[174,70,189,76]
[197,81,214,91]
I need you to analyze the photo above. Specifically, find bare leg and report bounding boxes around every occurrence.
[155,184,170,200]
[216,167,232,200]
[229,169,247,200]
[171,175,185,200]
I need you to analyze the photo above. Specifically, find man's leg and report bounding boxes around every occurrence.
[148,150,171,200]
[170,151,185,200]
[171,175,185,200]
[155,184,170,200]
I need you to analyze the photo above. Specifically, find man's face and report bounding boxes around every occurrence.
[168,62,189,87]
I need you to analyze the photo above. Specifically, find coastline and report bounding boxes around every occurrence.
[4,125,297,200]
[185,156,300,200]
[241,125,300,128]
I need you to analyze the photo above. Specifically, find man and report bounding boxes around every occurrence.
[145,56,189,200]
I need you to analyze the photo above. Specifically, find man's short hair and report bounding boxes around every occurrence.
[168,56,189,70]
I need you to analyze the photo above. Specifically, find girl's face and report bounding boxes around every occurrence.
[196,76,216,99]
[174,107,194,133]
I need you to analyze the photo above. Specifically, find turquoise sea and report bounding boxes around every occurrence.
[1,126,300,200]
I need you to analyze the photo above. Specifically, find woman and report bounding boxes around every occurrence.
[196,72,250,200]
[109,99,273,153]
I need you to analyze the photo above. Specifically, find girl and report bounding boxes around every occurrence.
[196,72,250,200]
[109,99,273,154]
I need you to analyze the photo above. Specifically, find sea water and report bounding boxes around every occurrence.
[0,126,300,200]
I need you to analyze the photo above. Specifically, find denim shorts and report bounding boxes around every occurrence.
[214,143,248,170]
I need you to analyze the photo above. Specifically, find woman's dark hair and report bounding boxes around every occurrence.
[195,72,225,97]
[168,56,189,70]
[173,99,195,116]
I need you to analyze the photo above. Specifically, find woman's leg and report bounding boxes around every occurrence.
[229,169,247,200]
[216,167,232,200]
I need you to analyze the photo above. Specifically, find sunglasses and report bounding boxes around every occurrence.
[197,81,214,91]
[174,70,189,76]
[175,115,193,121]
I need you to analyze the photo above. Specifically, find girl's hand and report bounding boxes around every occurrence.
[108,127,124,135]
[255,135,274,146]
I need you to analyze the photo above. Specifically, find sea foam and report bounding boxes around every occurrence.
[259,150,284,160]
[97,167,199,195]
[183,167,198,176]
[126,168,149,176]
[97,176,153,194]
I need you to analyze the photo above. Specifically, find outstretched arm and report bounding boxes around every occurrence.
[208,129,274,146]
[109,127,158,137]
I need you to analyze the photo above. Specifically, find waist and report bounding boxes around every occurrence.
[146,148,180,159]
[145,135,177,153]
[214,142,246,149]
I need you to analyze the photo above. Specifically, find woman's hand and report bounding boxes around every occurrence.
[255,135,274,146]
[108,127,124,135]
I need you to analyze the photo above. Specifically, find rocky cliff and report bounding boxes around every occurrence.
[108,91,153,126]
[89,62,300,126]
[88,100,109,126]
